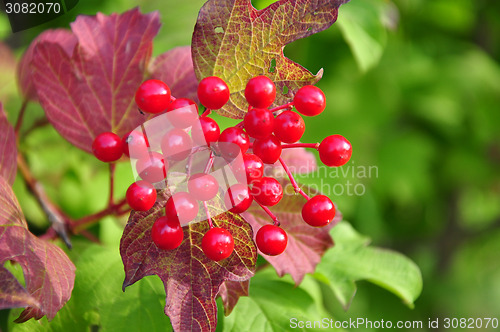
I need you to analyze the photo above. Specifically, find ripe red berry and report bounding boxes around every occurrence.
[136,152,168,183]
[252,135,282,164]
[244,76,276,109]
[161,128,193,161]
[151,216,183,250]
[122,130,149,159]
[218,127,250,159]
[135,79,171,114]
[242,153,264,183]
[243,108,274,139]
[224,184,253,213]
[250,177,283,206]
[187,173,219,201]
[273,111,305,143]
[166,98,199,128]
[126,181,157,211]
[293,85,326,116]
[165,192,199,224]
[197,76,230,109]
[202,227,234,261]
[191,117,220,146]
[256,224,287,256]
[318,135,352,167]
[92,132,123,162]
[301,195,336,227]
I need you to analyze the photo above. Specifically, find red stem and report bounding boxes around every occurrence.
[256,201,280,226]
[279,157,310,200]
[281,143,319,149]
[270,101,293,113]
[14,99,29,136]
[108,163,116,206]
[203,201,214,228]
[201,109,212,117]
[71,198,128,232]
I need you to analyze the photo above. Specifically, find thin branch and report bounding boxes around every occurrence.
[279,157,310,200]
[14,99,29,136]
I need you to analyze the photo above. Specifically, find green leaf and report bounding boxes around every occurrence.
[315,222,422,309]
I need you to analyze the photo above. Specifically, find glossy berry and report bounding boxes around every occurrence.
[243,153,264,183]
[252,135,282,164]
[122,130,149,159]
[166,98,199,128]
[135,79,171,114]
[218,127,250,159]
[273,111,305,143]
[165,192,199,224]
[224,184,253,213]
[136,152,167,183]
[202,227,234,261]
[302,195,336,227]
[187,173,219,201]
[197,76,230,109]
[161,128,193,161]
[243,108,274,139]
[293,85,326,116]
[151,216,183,250]
[126,181,157,211]
[256,224,287,256]
[191,116,220,146]
[92,132,123,162]
[250,177,283,206]
[244,76,276,109]
[318,135,352,167]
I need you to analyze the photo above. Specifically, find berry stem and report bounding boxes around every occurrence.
[203,201,214,228]
[281,143,320,149]
[14,99,29,137]
[279,157,310,200]
[201,109,212,117]
[269,101,293,113]
[108,163,116,206]
[204,151,215,174]
[256,201,280,226]
[71,198,128,232]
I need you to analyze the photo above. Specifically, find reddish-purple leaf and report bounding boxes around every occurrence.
[0,104,17,185]
[0,266,40,310]
[30,8,161,152]
[150,46,199,102]
[218,280,249,315]
[120,191,256,332]
[243,180,341,284]
[192,0,349,118]
[17,29,77,101]
[0,176,75,322]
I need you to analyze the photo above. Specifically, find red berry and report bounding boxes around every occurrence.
[191,117,220,146]
[242,153,264,183]
[224,184,253,213]
[293,85,326,116]
[301,195,336,227]
[126,181,157,211]
[218,127,250,159]
[244,76,276,109]
[165,192,199,224]
[135,79,171,114]
[243,108,274,139]
[166,98,199,128]
[161,128,193,161]
[256,224,287,256]
[187,173,219,201]
[136,152,168,183]
[318,135,352,167]
[122,130,149,159]
[92,132,123,162]
[151,216,183,250]
[252,135,282,164]
[273,111,305,143]
[202,227,234,261]
[250,177,283,206]
[197,76,230,109]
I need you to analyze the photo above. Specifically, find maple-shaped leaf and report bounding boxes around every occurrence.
[192,0,349,118]
[0,176,75,322]
[243,180,341,285]
[218,280,249,315]
[120,191,256,332]
[0,104,17,185]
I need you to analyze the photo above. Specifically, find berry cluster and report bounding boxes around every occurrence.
[91,75,352,261]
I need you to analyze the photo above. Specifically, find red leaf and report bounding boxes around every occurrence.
[0,104,17,185]
[0,176,75,321]
[243,180,341,284]
[0,266,40,310]
[120,191,256,332]
[30,8,161,152]
[150,46,199,102]
[192,0,349,118]
[218,280,249,315]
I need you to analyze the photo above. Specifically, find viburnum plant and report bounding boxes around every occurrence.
[0,0,422,331]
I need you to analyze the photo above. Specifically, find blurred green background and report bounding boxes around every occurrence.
[1,0,500,330]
